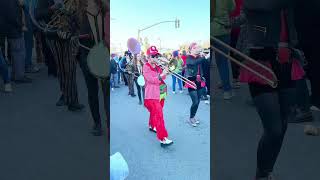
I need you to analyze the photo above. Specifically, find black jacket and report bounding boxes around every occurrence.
[35,0,54,22]
[110,59,117,74]
[0,0,23,38]
[294,0,320,46]
[185,55,207,78]
[244,1,298,48]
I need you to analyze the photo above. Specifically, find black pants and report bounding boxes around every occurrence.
[188,87,204,118]
[79,49,102,127]
[295,77,311,111]
[101,78,109,130]
[300,46,320,106]
[250,85,296,177]
[134,78,145,102]
[248,47,297,177]
[42,35,57,76]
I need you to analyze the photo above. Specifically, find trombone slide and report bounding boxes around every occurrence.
[211,36,278,88]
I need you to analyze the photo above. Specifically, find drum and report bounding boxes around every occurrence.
[87,42,109,78]
[137,75,145,86]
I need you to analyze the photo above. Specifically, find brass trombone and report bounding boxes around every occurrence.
[211,36,278,88]
[154,57,197,89]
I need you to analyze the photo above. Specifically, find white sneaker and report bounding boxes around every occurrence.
[4,83,12,93]
[232,81,241,89]
[205,100,210,104]
[194,118,200,124]
[172,91,176,94]
[149,126,157,132]
[189,118,197,127]
[160,137,173,146]
[223,91,233,100]
[310,105,320,112]
[179,90,183,94]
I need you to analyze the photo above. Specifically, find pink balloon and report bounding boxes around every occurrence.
[127,38,141,54]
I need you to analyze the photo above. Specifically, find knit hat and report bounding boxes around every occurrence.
[172,50,179,58]
[124,50,132,57]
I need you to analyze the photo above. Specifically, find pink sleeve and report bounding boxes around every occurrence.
[143,65,161,84]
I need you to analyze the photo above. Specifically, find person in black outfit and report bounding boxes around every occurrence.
[133,54,144,105]
[201,49,210,100]
[78,0,108,136]
[119,55,128,86]
[294,0,320,111]
[185,43,209,127]
[243,1,305,179]
[34,0,57,77]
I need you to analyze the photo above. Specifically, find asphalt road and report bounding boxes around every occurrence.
[0,68,108,180]
[110,77,210,180]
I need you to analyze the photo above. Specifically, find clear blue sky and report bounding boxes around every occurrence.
[110,0,210,52]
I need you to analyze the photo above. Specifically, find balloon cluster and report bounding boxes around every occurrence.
[127,38,141,55]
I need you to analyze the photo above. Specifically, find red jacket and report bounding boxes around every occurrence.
[181,55,187,66]
[143,63,166,100]
[230,0,243,38]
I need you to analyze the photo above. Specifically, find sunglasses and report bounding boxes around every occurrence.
[151,54,160,58]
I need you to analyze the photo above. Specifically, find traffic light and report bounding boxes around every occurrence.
[175,19,180,28]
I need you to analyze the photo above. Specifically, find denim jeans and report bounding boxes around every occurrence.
[0,49,10,83]
[213,35,232,92]
[117,70,121,84]
[24,29,34,69]
[8,36,26,80]
[172,73,182,92]
[112,73,119,87]
[249,85,296,177]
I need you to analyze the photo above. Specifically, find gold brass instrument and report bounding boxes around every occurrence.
[29,0,78,33]
[154,57,197,89]
[211,36,278,88]
[167,58,178,72]
[48,0,78,31]
[201,48,210,54]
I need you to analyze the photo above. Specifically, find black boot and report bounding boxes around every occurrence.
[56,95,65,106]
[289,108,314,123]
[68,103,85,112]
[91,124,103,136]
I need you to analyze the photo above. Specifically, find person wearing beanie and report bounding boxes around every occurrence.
[171,50,184,94]
[143,46,173,146]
